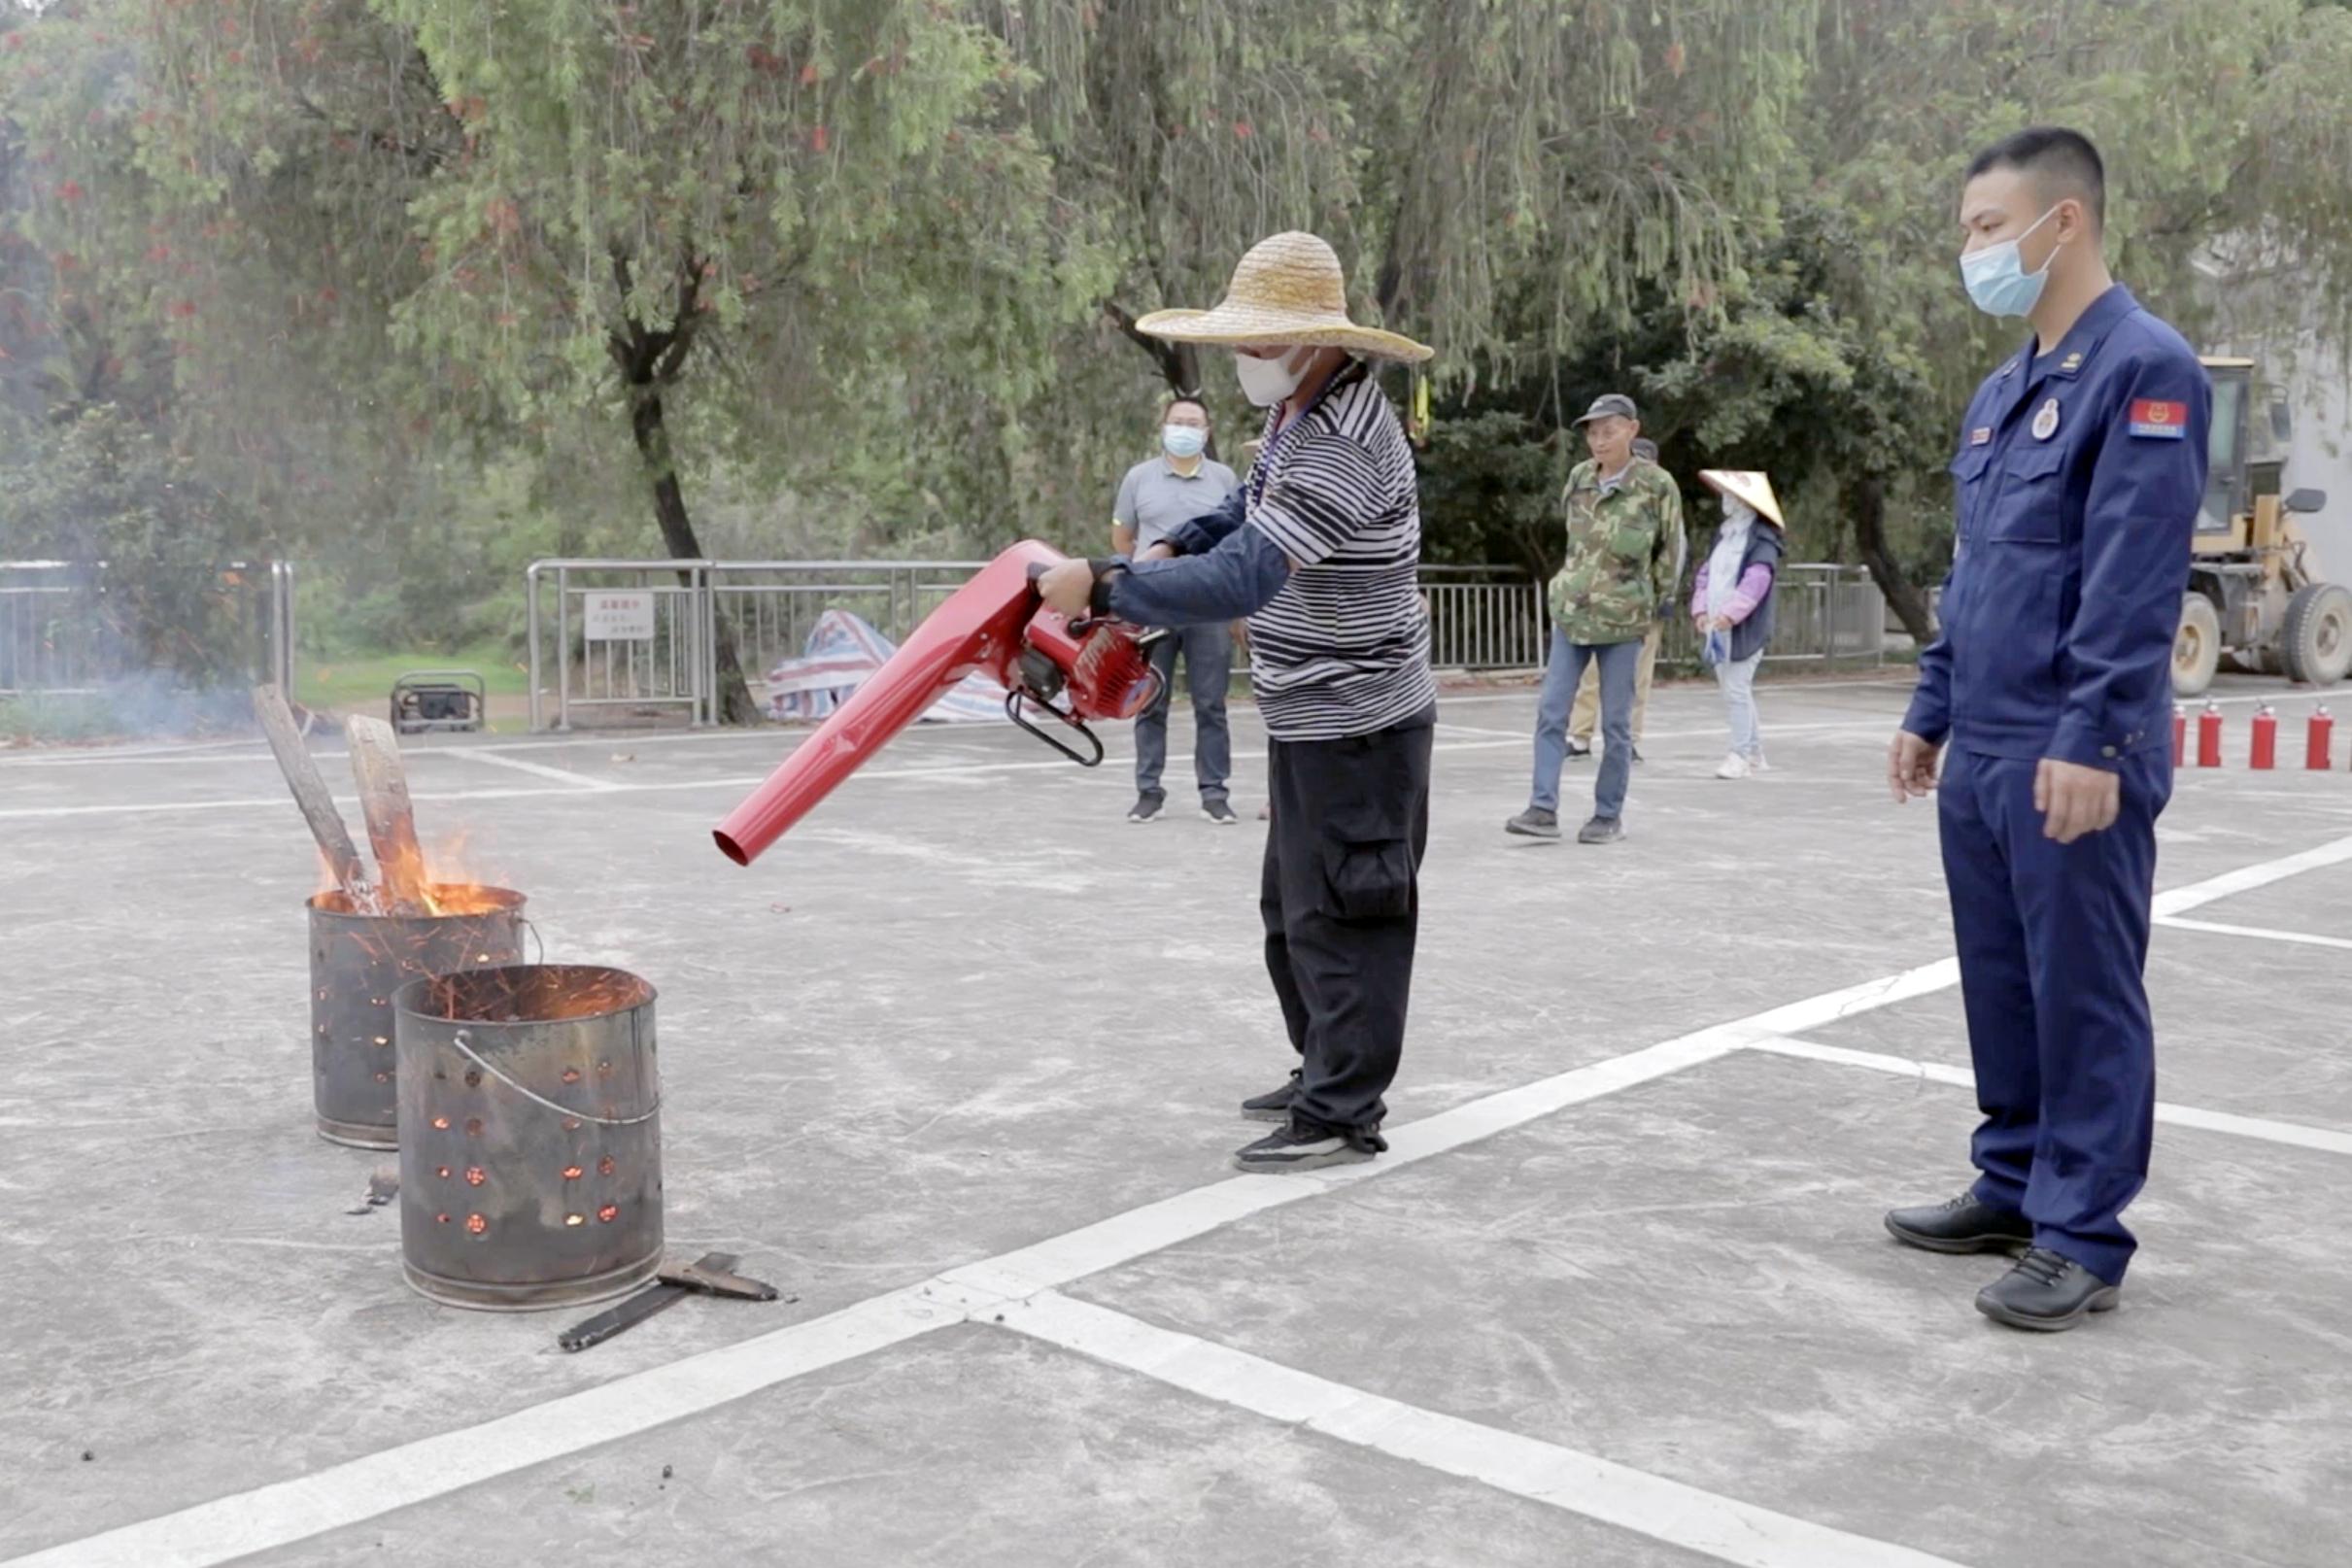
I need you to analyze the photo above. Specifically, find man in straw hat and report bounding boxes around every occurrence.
[1036,231,1435,1175]
[1508,392,1685,844]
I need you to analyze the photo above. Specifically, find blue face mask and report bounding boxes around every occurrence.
[1960,205,2062,318]
[1162,425,1208,459]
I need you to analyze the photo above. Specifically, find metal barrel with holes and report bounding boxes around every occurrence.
[308,887,528,1149]
[392,964,664,1311]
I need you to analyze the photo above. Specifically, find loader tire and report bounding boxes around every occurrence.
[2172,591,2222,698]
[2282,582,2352,687]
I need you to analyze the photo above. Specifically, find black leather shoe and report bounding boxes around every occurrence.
[1884,1192,2032,1254]
[1976,1246,2120,1332]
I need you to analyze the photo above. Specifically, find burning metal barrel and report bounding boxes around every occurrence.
[307,886,528,1148]
[393,964,664,1311]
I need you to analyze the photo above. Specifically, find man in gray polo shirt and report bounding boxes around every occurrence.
[1111,395,1242,824]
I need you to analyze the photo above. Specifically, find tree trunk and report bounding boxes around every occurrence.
[1852,473,1936,647]
[627,385,763,726]
[1104,299,1220,457]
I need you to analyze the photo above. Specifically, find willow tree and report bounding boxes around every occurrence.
[1754,0,2352,636]
[136,0,1093,721]
[989,0,1822,403]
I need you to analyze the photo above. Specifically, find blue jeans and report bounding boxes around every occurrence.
[1532,630,1639,819]
[1134,622,1233,802]
[1715,651,1763,760]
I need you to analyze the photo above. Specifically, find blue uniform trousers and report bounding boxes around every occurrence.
[1937,746,2169,1285]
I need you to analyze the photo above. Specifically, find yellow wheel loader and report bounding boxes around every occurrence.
[2172,357,2348,697]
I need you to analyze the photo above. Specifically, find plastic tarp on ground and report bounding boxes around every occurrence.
[764,608,1006,724]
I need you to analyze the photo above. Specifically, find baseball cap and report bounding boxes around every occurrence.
[1573,393,1639,425]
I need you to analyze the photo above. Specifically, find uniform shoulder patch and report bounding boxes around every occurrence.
[2129,398,2188,439]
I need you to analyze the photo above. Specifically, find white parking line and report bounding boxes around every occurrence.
[999,1291,1975,1568]
[0,1289,949,1568]
[6,835,2343,1567]
[1745,1037,2352,1158]
[441,749,624,790]
[2156,916,2352,952]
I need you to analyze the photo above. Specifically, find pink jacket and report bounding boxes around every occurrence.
[1690,562,1774,625]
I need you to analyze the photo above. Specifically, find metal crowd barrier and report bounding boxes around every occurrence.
[0,558,294,699]
[522,556,1888,731]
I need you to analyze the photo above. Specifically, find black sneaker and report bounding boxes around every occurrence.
[1631,745,1645,765]
[1576,815,1624,844]
[1564,739,1593,760]
[1884,1192,2032,1255]
[1976,1246,2121,1332]
[1505,806,1561,838]
[1202,800,1239,826]
[1241,1069,1301,1123]
[1232,1114,1387,1174]
[1127,794,1167,824]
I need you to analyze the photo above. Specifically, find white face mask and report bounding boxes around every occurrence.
[1235,348,1310,408]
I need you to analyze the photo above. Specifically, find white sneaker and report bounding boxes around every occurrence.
[1714,753,1750,780]
[1748,754,1770,774]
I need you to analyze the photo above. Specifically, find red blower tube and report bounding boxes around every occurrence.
[712,542,1060,866]
[713,541,1162,866]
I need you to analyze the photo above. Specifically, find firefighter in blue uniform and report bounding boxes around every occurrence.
[1884,128,2211,1331]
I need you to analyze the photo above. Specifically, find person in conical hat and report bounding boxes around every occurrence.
[1032,231,1434,1177]
[1690,469,1787,780]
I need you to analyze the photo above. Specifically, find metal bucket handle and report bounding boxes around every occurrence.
[450,1025,662,1128]
[513,914,547,967]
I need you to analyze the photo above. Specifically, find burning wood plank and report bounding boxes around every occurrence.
[252,685,376,909]
[345,715,432,915]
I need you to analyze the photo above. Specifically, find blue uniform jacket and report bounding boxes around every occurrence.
[1904,285,2212,769]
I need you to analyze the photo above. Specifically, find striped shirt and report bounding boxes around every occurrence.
[1244,360,1436,740]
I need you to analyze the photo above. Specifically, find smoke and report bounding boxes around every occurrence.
[0,669,262,745]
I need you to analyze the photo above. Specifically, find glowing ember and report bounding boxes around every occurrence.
[561,1165,584,1181]
[436,1165,452,1178]
[563,1213,585,1227]
[597,1156,615,1176]
[431,1116,450,1130]
[597,1204,619,1223]
[464,1167,486,1186]
[435,1212,451,1225]
[465,1213,488,1235]
[560,1067,582,1084]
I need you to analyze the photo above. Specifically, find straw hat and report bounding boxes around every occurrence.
[1698,470,1785,527]
[1135,232,1433,363]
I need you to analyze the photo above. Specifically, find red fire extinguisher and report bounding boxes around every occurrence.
[2197,700,2224,767]
[2171,703,2187,767]
[2312,704,2336,771]
[2251,703,2278,770]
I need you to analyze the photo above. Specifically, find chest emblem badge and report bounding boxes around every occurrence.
[2031,397,2061,442]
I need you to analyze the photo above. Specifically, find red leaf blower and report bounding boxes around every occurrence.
[713,541,1164,866]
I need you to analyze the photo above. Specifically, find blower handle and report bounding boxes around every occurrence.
[1023,559,1100,634]
[1006,688,1106,767]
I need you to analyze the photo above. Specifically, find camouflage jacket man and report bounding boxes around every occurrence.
[1548,456,1686,645]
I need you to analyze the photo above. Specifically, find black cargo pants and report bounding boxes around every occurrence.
[1259,705,1435,1132]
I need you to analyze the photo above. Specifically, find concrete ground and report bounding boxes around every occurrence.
[2,670,2348,1568]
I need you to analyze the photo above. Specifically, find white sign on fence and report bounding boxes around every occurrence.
[583,591,656,641]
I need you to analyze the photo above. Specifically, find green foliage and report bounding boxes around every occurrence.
[0,403,263,680]
[7,0,2352,681]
